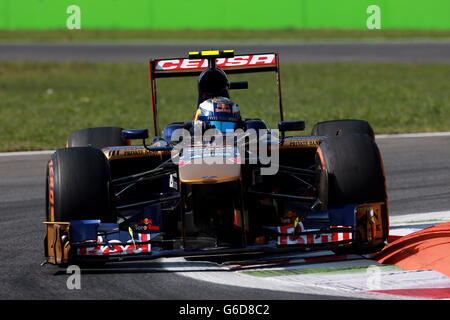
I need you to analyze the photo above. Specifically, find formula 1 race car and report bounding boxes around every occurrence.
[43,50,388,265]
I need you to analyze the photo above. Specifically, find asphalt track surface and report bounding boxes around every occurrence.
[0,41,449,62]
[1,135,449,299]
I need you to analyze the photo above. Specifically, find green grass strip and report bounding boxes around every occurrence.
[241,264,401,278]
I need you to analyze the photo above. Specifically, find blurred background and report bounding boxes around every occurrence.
[1,0,449,31]
[0,0,449,151]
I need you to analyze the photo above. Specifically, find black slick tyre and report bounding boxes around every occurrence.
[311,119,375,140]
[46,147,115,223]
[316,134,386,206]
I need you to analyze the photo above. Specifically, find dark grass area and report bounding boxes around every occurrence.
[1,29,450,42]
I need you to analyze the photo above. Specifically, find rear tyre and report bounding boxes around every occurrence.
[311,119,374,140]
[67,126,128,149]
[46,147,115,223]
[244,119,267,131]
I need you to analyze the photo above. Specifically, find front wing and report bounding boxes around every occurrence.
[44,202,386,265]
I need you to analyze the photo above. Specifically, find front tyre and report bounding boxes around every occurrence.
[316,134,388,254]
[316,134,386,206]
[46,147,115,223]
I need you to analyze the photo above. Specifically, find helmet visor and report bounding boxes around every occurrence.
[209,120,238,133]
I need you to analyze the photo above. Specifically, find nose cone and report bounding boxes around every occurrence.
[178,146,241,184]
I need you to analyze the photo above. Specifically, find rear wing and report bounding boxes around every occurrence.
[148,50,284,136]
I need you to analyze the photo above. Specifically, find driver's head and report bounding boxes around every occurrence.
[194,97,241,133]
[198,68,229,105]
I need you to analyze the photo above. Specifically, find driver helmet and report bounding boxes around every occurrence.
[194,97,241,133]
[197,68,230,105]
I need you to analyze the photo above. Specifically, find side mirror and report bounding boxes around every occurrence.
[229,81,248,90]
[278,121,305,132]
[122,129,149,140]
[278,121,305,140]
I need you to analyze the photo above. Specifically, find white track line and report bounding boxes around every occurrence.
[376,132,450,139]
[0,150,54,157]
[390,211,450,225]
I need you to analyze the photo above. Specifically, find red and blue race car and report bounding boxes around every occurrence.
[43,50,388,265]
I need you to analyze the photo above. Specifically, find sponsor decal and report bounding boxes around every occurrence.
[130,218,160,232]
[104,146,171,160]
[155,54,276,72]
[78,234,151,256]
[282,139,321,148]
[276,225,352,246]
[140,218,160,231]
[123,150,146,157]
[215,103,231,113]
[127,218,160,232]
